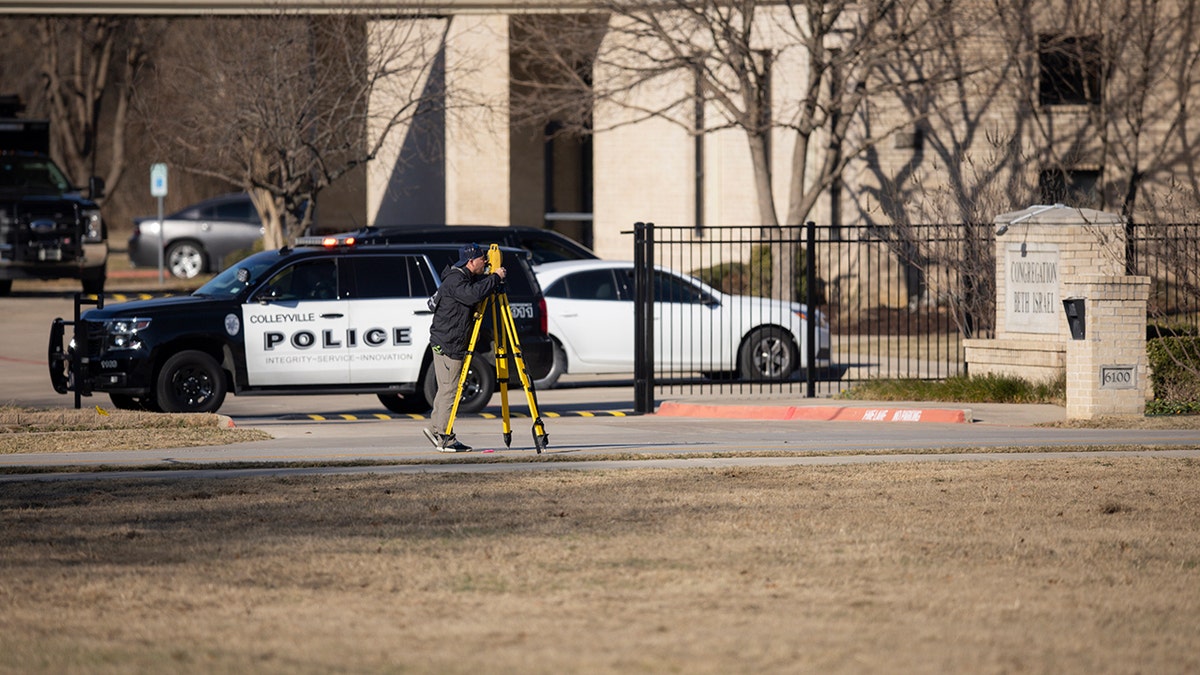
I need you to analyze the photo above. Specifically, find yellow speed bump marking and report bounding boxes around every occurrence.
[286,411,628,422]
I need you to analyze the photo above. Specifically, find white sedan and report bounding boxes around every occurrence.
[533,260,830,388]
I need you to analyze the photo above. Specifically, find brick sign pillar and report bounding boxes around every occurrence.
[963,204,1151,419]
[1062,276,1151,419]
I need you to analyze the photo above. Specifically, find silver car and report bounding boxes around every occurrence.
[127,192,263,279]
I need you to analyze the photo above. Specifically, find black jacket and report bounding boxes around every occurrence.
[429,264,502,358]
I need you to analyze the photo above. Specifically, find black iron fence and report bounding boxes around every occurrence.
[1127,223,1200,332]
[628,221,1200,413]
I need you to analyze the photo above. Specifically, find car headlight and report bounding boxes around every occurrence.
[105,318,151,350]
[82,208,104,243]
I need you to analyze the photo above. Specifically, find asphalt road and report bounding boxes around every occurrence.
[4,288,1199,477]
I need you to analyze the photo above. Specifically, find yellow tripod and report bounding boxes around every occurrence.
[444,244,549,453]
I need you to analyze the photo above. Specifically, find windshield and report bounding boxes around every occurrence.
[0,156,72,191]
[193,250,282,299]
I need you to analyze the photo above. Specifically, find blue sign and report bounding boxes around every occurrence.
[150,163,168,197]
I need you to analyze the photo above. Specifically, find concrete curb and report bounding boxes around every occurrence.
[655,401,971,424]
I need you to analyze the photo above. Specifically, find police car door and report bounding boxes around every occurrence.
[242,258,352,385]
[342,254,433,384]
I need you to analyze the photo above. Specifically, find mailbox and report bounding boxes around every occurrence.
[1062,297,1086,340]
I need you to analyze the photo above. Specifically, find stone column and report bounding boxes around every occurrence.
[1063,275,1151,419]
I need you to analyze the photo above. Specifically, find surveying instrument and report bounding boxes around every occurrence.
[442,244,549,453]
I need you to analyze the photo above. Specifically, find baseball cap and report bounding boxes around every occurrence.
[455,243,486,267]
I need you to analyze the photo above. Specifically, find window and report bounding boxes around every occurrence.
[213,198,256,222]
[349,256,435,299]
[545,269,621,300]
[1039,34,1103,105]
[264,259,338,301]
[1039,168,1101,208]
[654,270,713,305]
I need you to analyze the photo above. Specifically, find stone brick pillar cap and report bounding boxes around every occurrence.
[993,204,1124,228]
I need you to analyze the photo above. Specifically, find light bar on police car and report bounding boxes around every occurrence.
[294,235,356,248]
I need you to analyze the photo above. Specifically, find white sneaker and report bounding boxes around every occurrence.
[422,427,443,448]
[439,435,472,453]
[423,427,471,452]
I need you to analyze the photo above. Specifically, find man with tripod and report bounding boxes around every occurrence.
[423,243,507,451]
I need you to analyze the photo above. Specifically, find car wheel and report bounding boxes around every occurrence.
[532,339,566,390]
[377,393,430,414]
[0,279,11,296]
[421,358,496,415]
[738,327,798,380]
[166,240,207,279]
[155,350,226,413]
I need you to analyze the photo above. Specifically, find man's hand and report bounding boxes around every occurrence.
[494,266,507,280]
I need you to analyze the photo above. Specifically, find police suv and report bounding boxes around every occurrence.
[48,238,552,414]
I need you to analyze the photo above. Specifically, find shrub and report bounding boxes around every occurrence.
[691,244,823,302]
[222,238,266,270]
[837,373,1064,405]
[1147,336,1200,402]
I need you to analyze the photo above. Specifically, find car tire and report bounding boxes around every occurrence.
[421,358,496,416]
[155,350,227,413]
[738,326,798,381]
[377,393,430,414]
[166,240,208,279]
[533,339,566,390]
[0,280,11,296]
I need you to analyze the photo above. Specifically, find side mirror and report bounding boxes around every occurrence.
[88,176,106,200]
[256,287,282,305]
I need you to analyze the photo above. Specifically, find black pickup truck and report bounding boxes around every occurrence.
[0,99,107,296]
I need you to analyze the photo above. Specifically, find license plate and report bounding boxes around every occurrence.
[38,247,62,261]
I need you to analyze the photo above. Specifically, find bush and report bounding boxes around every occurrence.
[1147,336,1200,402]
[691,244,823,302]
[222,238,266,269]
[837,373,1065,405]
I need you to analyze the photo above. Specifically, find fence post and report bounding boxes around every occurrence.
[633,222,656,414]
[805,222,816,398]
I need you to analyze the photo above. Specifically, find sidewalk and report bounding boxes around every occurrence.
[546,377,1066,426]
[655,398,1065,425]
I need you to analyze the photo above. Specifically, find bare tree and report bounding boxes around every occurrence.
[512,0,949,301]
[144,13,460,248]
[33,17,151,203]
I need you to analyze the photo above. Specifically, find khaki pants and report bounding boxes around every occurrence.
[431,351,463,435]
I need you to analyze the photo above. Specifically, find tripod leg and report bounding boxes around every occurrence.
[493,300,513,447]
[444,299,488,437]
[496,292,549,453]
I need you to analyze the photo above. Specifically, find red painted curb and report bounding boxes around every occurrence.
[655,401,969,424]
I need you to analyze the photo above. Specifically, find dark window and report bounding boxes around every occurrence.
[349,255,435,299]
[654,270,712,304]
[1039,168,1102,208]
[518,235,587,264]
[1039,34,1103,105]
[552,269,622,301]
[213,198,256,222]
[264,259,338,301]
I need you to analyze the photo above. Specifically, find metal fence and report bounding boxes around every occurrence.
[1128,223,1200,333]
[630,222,994,411]
[628,221,1200,412]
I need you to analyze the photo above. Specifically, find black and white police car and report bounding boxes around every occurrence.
[48,236,552,415]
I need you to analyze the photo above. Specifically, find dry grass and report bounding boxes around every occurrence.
[2,458,1198,674]
[0,407,270,454]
